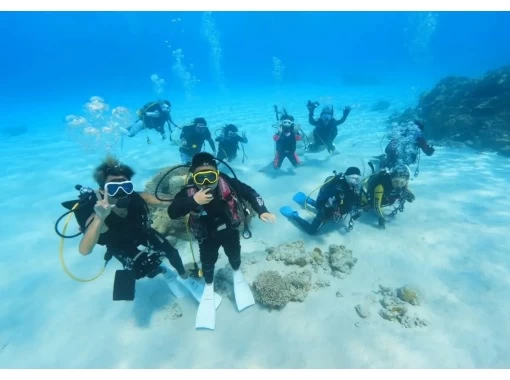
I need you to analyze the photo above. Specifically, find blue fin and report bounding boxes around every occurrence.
[292,192,317,208]
[280,206,298,218]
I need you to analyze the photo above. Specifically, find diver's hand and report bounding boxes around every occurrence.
[401,188,415,203]
[259,212,276,224]
[193,188,214,205]
[378,217,386,230]
[343,106,352,117]
[94,198,114,220]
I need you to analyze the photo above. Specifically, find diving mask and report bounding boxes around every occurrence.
[321,113,332,121]
[105,180,134,198]
[281,119,294,128]
[391,177,408,189]
[345,174,361,192]
[193,170,219,186]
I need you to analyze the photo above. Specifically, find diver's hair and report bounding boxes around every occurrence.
[279,107,295,122]
[224,124,238,133]
[194,117,207,126]
[93,155,135,188]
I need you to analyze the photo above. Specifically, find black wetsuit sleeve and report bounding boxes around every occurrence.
[308,110,319,126]
[237,135,248,144]
[167,187,200,219]
[228,177,269,216]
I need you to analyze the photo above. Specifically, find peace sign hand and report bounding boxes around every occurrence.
[94,190,114,220]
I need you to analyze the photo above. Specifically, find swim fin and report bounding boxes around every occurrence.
[280,206,299,218]
[233,269,255,312]
[178,276,222,310]
[161,267,186,299]
[195,283,216,330]
[292,192,317,208]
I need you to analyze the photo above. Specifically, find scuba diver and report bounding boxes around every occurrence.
[369,120,435,175]
[125,100,176,142]
[179,117,216,164]
[279,167,362,235]
[306,100,352,154]
[167,152,276,330]
[215,124,248,163]
[74,155,217,304]
[273,111,302,169]
[359,163,416,230]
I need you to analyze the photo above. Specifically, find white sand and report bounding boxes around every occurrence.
[1,84,509,368]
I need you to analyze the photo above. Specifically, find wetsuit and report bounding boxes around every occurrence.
[273,131,302,169]
[94,192,185,279]
[307,109,349,153]
[179,125,216,164]
[290,176,359,235]
[216,132,248,162]
[167,174,268,284]
[360,172,415,228]
[128,102,173,138]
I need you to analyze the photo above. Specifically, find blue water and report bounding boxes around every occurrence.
[1,11,510,369]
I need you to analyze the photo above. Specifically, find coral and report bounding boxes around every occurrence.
[389,65,510,156]
[328,244,358,276]
[251,271,291,310]
[397,286,421,306]
[375,284,428,328]
[265,240,311,267]
[283,270,312,302]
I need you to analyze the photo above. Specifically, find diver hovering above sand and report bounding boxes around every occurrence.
[359,163,415,229]
[305,100,352,154]
[179,117,216,164]
[215,124,248,163]
[124,100,177,143]
[167,152,276,330]
[369,120,435,176]
[280,167,363,234]
[65,155,219,304]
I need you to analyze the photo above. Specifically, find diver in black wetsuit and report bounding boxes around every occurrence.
[78,156,188,300]
[179,118,216,164]
[215,124,248,162]
[282,167,362,235]
[126,100,175,141]
[359,163,416,230]
[306,101,352,154]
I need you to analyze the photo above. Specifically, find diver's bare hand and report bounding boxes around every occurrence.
[94,191,114,220]
[94,199,113,220]
[193,188,214,205]
[259,212,276,224]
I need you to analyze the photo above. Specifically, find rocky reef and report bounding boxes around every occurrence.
[265,240,358,279]
[389,65,510,156]
[374,284,428,328]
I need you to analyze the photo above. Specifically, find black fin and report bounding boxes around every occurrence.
[113,270,136,301]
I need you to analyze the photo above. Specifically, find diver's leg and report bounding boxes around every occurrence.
[126,120,145,137]
[198,238,221,284]
[220,229,241,271]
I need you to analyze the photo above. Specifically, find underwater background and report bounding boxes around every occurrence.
[1,11,510,368]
